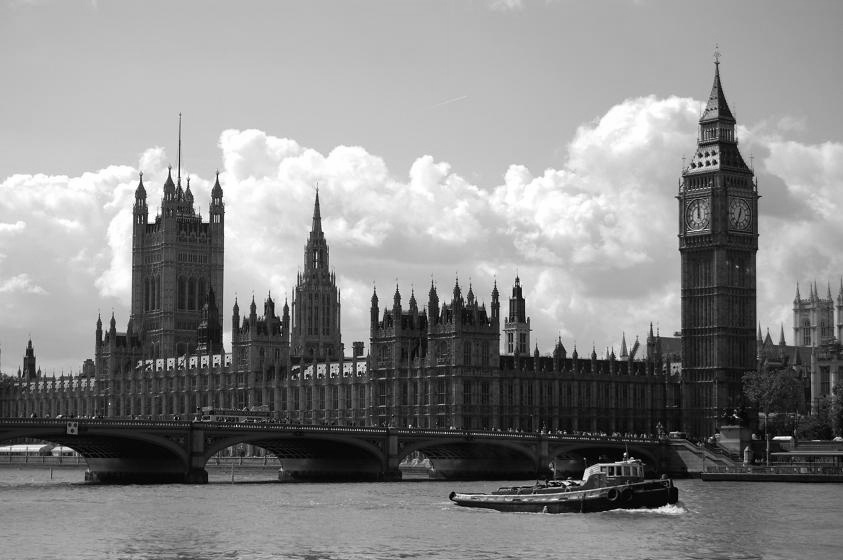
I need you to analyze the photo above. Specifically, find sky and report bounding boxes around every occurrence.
[1,0,842,375]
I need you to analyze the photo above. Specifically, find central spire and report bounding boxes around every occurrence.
[311,186,322,235]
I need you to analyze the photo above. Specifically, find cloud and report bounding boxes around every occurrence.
[1,95,839,373]
[488,0,525,12]
[0,221,26,234]
[0,273,47,295]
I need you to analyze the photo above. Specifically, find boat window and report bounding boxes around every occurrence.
[608,466,616,476]
[622,466,630,476]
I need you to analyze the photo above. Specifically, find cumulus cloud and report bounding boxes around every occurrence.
[488,0,525,12]
[1,95,838,372]
[0,273,47,295]
[0,221,26,234]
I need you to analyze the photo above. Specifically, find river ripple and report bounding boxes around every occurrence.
[0,468,841,560]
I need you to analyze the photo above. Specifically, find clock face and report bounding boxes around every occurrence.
[685,198,711,232]
[729,197,751,230]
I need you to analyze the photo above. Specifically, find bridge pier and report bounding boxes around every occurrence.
[185,468,209,484]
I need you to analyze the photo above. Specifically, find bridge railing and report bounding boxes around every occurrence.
[0,418,661,444]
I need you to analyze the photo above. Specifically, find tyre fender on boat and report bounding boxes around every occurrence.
[606,488,620,502]
[620,487,633,503]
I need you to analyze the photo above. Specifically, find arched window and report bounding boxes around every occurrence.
[144,277,150,312]
[803,320,811,346]
[188,278,196,311]
[198,279,206,309]
[464,342,472,366]
[178,278,186,310]
[156,276,161,310]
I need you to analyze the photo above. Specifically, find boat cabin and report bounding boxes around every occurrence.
[582,458,645,486]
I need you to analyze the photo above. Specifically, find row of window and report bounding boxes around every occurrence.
[177,253,208,264]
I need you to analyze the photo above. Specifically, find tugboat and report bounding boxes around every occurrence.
[448,454,679,514]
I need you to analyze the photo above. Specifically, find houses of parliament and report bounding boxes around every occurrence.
[4,57,814,439]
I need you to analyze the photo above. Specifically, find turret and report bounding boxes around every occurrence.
[231,297,240,343]
[265,292,275,319]
[392,284,402,331]
[409,287,418,317]
[185,177,194,206]
[370,286,380,332]
[590,345,598,374]
[22,338,37,381]
[452,278,462,306]
[96,312,103,350]
[427,280,439,328]
[133,172,148,227]
[163,166,176,202]
[552,336,566,372]
[210,170,224,226]
[491,278,500,325]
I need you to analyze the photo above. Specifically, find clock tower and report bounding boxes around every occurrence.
[678,52,759,438]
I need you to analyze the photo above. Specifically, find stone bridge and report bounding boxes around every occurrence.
[0,418,675,483]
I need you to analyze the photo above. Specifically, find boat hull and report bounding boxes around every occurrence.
[449,480,678,514]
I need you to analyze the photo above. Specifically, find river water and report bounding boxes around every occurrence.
[0,467,840,560]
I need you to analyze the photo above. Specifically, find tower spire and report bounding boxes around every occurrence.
[701,47,734,124]
[311,186,322,235]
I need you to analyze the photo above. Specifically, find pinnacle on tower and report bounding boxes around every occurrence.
[701,47,735,124]
[164,166,175,193]
[135,171,146,199]
[212,170,223,198]
[311,188,323,235]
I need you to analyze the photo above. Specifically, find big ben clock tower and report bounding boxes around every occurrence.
[678,51,759,438]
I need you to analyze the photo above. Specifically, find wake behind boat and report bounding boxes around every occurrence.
[448,454,679,514]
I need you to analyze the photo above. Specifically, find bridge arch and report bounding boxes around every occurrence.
[0,421,192,483]
[399,436,541,480]
[202,429,389,482]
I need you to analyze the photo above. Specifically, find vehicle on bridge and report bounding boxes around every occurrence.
[194,407,274,423]
[449,454,679,513]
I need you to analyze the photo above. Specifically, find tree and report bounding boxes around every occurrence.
[829,384,843,437]
[742,367,805,433]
